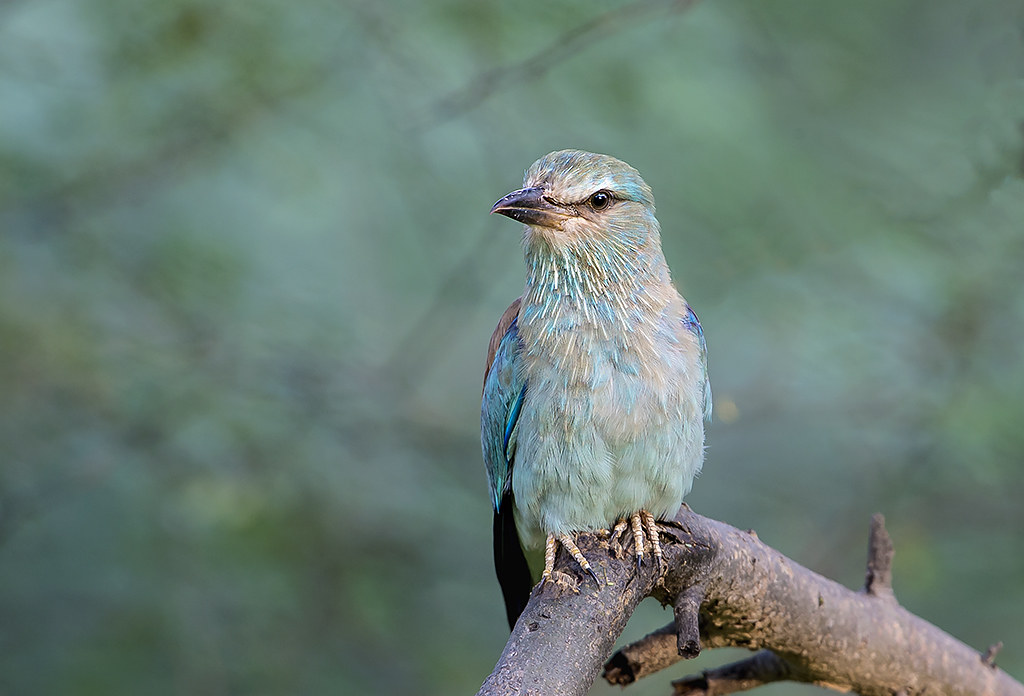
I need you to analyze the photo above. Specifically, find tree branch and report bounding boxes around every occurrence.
[673,582,704,658]
[671,650,791,695]
[476,508,1023,696]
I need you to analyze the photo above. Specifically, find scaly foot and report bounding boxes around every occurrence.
[541,533,600,586]
[596,519,629,542]
[545,512,665,585]
[641,510,664,571]
[623,510,664,571]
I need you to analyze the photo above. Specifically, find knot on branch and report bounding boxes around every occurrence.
[864,513,896,601]
[982,642,1003,668]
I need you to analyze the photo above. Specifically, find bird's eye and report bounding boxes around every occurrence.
[588,191,611,210]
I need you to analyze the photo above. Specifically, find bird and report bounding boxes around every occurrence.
[481,150,712,630]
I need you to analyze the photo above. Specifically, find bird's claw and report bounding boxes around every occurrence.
[543,513,665,588]
[598,519,629,539]
[542,532,601,587]
[627,510,665,574]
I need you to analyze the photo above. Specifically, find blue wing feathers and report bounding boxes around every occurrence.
[482,317,527,512]
[483,312,533,630]
[504,384,526,461]
[682,304,712,422]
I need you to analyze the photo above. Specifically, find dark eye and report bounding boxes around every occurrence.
[588,191,611,210]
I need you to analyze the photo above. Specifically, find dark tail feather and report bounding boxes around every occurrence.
[493,493,533,630]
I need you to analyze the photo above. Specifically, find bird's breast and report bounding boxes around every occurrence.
[519,307,700,437]
[510,296,707,546]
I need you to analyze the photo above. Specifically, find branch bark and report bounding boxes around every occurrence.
[476,507,1022,696]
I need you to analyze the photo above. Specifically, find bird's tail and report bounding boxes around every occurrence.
[493,493,533,630]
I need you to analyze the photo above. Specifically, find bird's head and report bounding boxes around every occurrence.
[491,150,658,253]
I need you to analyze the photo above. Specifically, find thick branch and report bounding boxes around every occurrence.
[477,523,714,696]
[476,508,1023,696]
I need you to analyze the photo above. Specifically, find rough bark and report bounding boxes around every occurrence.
[476,507,1022,696]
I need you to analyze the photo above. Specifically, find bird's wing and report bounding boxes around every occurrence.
[683,303,713,422]
[481,298,532,629]
[485,297,521,384]
[482,298,524,510]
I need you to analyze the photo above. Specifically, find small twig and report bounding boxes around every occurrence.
[982,642,1003,668]
[674,583,705,657]
[602,623,678,686]
[864,513,895,600]
[672,651,791,696]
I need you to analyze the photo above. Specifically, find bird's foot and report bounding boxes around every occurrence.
[540,533,600,587]
[596,519,630,552]
[628,510,665,573]
[597,519,630,537]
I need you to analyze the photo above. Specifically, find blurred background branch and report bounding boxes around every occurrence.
[425,0,701,128]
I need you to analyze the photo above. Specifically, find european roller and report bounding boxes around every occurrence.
[481,150,712,629]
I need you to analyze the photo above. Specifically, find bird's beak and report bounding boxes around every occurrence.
[490,187,569,229]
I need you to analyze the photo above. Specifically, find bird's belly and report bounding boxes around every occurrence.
[511,361,705,549]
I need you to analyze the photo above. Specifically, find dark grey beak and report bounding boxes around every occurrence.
[490,187,568,229]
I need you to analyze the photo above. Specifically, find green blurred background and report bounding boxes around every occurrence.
[2,0,1023,694]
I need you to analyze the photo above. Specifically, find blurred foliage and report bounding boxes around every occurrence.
[1,0,1023,694]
